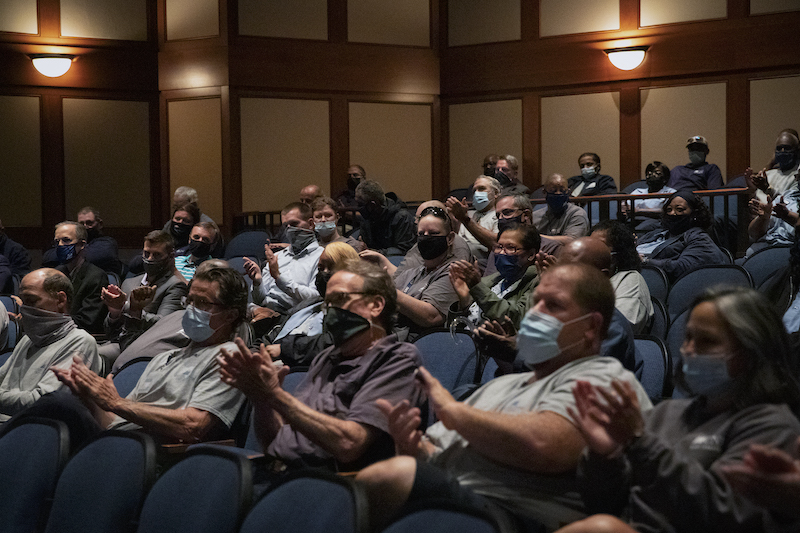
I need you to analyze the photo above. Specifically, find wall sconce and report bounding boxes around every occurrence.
[29,54,75,77]
[605,46,649,71]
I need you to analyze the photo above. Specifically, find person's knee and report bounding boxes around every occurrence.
[356,455,417,492]
[557,514,633,533]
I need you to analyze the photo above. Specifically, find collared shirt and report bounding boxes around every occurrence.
[531,203,589,239]
[629,186,677,210]
[174,254,209,282]
[252,240,324,313]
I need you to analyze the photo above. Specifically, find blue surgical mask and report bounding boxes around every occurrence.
[688,151,706,166]
[546,193,569,213]
[315,221,337,238]
[472,191,491,211]
[514,310,591,370]
[580,166,596,179]
[681,355,731,396]
[494,253,523,281]
[56,243,77,264]
[182,304,222,343]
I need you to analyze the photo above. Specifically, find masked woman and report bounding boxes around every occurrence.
[559,287,800,533]
[636,191,729,283]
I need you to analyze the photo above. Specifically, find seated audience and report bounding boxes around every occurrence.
[746,185,800,257]
[311,196,363,251]
[99,230,188,365]
[494,154,530,195]
[244,202,324,315]
[218,261,425,471]
[391,206,460,341]
[568,152,617,197]
[622,161,676,232]
[482,153,500,178]
[335,164,366,211]
[446,175,501,271]
[668,135,724,191]
[167,202,201,255]
[532,173,590,245]
[44,207,123,276]
[558,287,800,533]
[752,130,800,203]
[0,218,32,283]
[354,263,651,532]
[261,242,359,367]
[299,184,323,205]
[590,220,653,334]
[355,180,416,256]
[53,221,108,334]
[0,269,99,423]
[51,265,248,444]
[636,191,729,283]
[174,221,220,282]
[448,222,541,330]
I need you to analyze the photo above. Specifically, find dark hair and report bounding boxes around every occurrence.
[645,161,671,182]
[418,206,452,233]
[191,266,248,329]
[591,220,641,272]
[355,180,386,205]
[342,260,397,331]
[144,230,175,254]
[173,203,201,226]
[498,222,541,254]
[42,269,74,306]
[77,206,101,219]
[281,202,313,220]
[578,152,600,165]
[662,191,713,230]
[677,286,800,412]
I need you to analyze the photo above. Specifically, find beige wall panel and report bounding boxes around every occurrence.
[750,76,800,169]
[168,98,223,223]
[64,99,150,226]
[641,0,726,26]
[61,0,147,40]
[541,92,620,187]
[349,103,432,202]
[0,96,41,226]
[349,0,429,46]
[0,0,38,34]
[641,83,727,180]
[540,0,618,37]
[238,0,327,40]
[240,98,330,212]
[751,0,800,14]
[448,100,522,191]
[166,0,219,41]
[448,0,520,46]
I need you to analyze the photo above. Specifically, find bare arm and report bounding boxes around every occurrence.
[395,290,444,328]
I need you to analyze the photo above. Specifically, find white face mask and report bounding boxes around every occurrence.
[514,310,592,370]
[472,191,492,211]
[580,166,596,178]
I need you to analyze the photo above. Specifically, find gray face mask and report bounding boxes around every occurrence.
[286,226,316,254]
[688,151,706,166]
[19,305,76,348]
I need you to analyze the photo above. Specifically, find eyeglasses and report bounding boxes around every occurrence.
[419,206,448,222]
[324,291,368,309]
[184,295,226,313]
[493,243,522,255]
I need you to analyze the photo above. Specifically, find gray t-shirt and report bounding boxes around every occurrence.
[426,356,653,531]
[109,340,245,431]
[531,203,589,240]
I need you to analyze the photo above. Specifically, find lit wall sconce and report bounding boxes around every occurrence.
[604,46,649,71]
[29,54,75,77]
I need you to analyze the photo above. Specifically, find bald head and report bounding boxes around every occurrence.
[544,173,568,194]
[20,268,72,314]
[300,184,323,205]
[559,237,612,276]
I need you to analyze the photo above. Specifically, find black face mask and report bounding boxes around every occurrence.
[315,269,332,296]
[188,239,212,258]
[497,215,524,233]
[171,221,192,242]
[86,227,100,241]
[663,214,694,235]
[494,169,512,186]
[143,257,170,281]
[348,176,362,191]
[417,235,449,260]
[646,176,665,191]
[323,306,372,347]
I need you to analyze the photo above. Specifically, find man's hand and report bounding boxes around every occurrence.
[749,195,772,219]
[450,260,481,288]
[473,317,517,362]
[101,285,128,316]
[217,338,289,403]
[53,355,122,411]
[265,246,280,280]
[243,257,263,285]
[359,250,391,271]
[773,196,790,220]
[747,168,769,193]
[415,367,459,429]
[129,285,156,315]
[445,196,469,223]
[376,399,423,456]
[534,251,558,274]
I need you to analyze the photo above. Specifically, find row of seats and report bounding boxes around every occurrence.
[0,418,499,533]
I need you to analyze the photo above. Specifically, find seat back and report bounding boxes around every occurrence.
[648,297,668,339]
[622,180,647,193]
[383,502,500,533]
[107,271,121,287]
[224,231,270,261]
[0,418,69,533]
[665,309,690,378]
[45,431,156,533]
[634,335,672,403]
[413,330,479,393]
[742,245,792,290]
[666,265,752,321]
[240,469,368,533]
[113,357,151,397]
[136,447,252,533]
[640,265,669,303]
[480,356,499,384]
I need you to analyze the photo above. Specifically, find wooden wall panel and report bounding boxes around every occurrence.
[0,0,38,34]
[166,0,219,41]
[0,95,41,226]
[238,0,327,40]
[751,0,800,14]
[447,0,520,46]
[640,0,726,26]
[539,0,619,37]
[750,75,800,170]
[348,0,429,46]
[61,0,148,40]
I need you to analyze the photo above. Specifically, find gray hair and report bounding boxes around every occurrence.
[55,221,87,243]
[501,154,519,172]
[475,175,501,196]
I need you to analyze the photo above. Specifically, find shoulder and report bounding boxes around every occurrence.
[83,262,108,282]
[565,203,589,218]
[371,336,423,365]
[122,274,145,291]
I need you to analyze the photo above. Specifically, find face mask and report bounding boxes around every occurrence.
[546,193,570,213]
[682,355,731,396]
[417,235,449,260]
[315,269,332,296]
[663,213,694,235]
[358,202,382,221]
[171,221,192,241]
[472,191,491,212]
[286,226,316,254]
[515,310,591,370]
[323,306,372,347]
[315,221,337,238]
[86,227,100,241]
[688,151,706,166]
[494,169,512,186]
[20,305,76,348]
[143,257,170,280]
[56,243,77,264]
[497,215,524,233]
[182,304,224,343]
[775,150,797,172]
[188,239,212,258]
[646,175,664,190]
[580,166,596,179]
[348,176,362,190]
[494,252,523,281]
